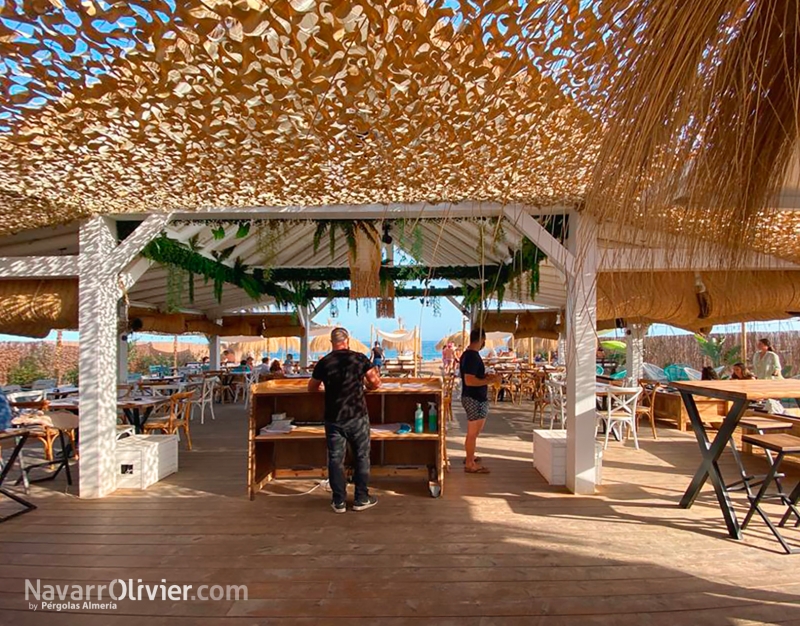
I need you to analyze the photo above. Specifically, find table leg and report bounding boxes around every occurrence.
[0,433,37,523]
[124,409,144,434]
[679,393,748,540]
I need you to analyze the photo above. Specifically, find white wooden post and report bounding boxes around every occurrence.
[557,335,566,365]
[626,324,646,382]
[78,217,120,498]
[209,335,221,369]
[299,306,310,368]
[565,212,598,495]
[118,335,129,384]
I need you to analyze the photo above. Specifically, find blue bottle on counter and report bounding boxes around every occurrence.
[414,403,424,434]
[428,402,437,433]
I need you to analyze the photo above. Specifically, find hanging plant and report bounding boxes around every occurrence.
[330,300,339,318]
[211,224,226,240]
[186,234,202,304]
[312,220,378,260]
[165,264,186,313]
[410,222,424,262]
[256,221,285,275]
[236,222,251,239]
[432,296,442,318]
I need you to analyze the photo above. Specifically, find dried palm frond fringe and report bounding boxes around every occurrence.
[348,228,382,299]
[586,0,800,268]
[376,281,395,319]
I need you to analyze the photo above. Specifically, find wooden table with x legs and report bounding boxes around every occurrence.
[672,380,800,541]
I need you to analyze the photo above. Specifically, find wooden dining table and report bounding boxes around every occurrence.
[49,396,171,434]
[672,379,800,540]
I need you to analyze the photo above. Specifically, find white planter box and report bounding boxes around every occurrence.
[533,429,567,486]
[116,435,178,490]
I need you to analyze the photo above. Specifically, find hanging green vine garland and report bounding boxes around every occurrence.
[145,215,567,309]
[312,220,378,260]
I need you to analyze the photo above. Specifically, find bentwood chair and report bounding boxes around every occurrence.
[636,380,661,439]
[143,391,194,450]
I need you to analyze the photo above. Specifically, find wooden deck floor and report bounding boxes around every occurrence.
[1,399,800,625]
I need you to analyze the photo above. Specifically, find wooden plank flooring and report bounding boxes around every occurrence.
[1,399,799,625]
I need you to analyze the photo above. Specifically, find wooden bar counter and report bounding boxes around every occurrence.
[248,378,445,499]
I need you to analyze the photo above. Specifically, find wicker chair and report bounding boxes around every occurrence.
[8,399,76,462]
[142,391,194,450]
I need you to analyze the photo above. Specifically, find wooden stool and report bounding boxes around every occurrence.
[740,433,800,554]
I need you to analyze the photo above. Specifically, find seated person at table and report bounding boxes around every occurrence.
[269,359,283,374]
[701,366,719,381]
[256,357,271,376]
[283,354,295,375]
[309,327,381,513]
[731,362,756,380]
[232,359,249,373]
[245,356,255,371]
[201,356,210,370]
[222,350,236,365]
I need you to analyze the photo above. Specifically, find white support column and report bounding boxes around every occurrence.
[78,217,120,499]
[565,212,598,495]
[626,324,647,382]
[299,306,310,369]
[118,336,129,384]
[209,335,221,369]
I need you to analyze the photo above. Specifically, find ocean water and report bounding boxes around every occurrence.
[267,340,442,362]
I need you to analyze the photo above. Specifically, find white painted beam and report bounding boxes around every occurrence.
[565,212,598,495]
[299,305,310,368]
[502,207,575,276]
[109,214,172,275]
[625,324,646,382]
[120,257,152,291]
[118,336,129,384]
[156,202,577,222]
[78,216,120,499]
[0,255,78,278]
[209,335,221,369]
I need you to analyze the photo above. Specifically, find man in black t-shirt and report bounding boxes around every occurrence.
[309,327,382,513]
[459,328,501,474]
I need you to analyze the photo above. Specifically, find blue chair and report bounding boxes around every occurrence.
[609,370,627,381]
[596,364,604,376]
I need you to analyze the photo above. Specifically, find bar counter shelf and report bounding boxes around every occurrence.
[248,378,446,499]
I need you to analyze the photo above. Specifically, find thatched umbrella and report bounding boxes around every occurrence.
[222,336,300,359]
[436,331,511,352]
[308,326,368,355]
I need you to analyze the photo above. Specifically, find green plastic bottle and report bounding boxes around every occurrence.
[414,403,424,434]
[428,402,438,433]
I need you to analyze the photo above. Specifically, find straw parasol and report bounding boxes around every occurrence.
[222,336,300,358]
[308,326,368,355]
[436,331,511,352]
